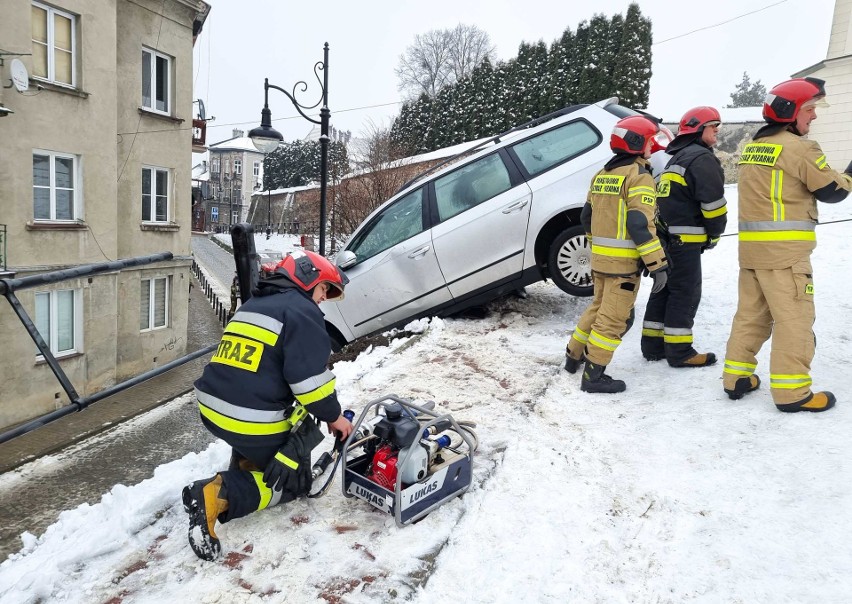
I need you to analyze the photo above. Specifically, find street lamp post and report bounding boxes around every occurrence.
[249,43,330,256]
[266,175,272,240]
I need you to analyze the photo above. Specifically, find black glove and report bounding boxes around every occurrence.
[650,267,669,294]
[262,417,325,495]
[702,237,719,253]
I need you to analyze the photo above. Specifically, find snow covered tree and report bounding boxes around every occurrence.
[727,72,766,108]
[611,3,653,109]
[263,140,348,190]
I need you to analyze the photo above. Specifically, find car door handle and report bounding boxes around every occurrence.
[408,245,431,258]
[502,199,530,214]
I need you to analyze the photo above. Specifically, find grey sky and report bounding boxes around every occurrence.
[193,0,835,146]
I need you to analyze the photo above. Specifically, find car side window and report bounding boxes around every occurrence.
[511,120,601,177]
[349,188,424,263]
[434,153,512,222]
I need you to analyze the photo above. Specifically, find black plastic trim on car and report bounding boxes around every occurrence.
[351,248,523,328]
[444,249,523,288]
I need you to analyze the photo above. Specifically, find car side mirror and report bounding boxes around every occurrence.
[337,250,357,270]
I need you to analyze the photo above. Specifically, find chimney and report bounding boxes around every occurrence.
[232,128,244,138]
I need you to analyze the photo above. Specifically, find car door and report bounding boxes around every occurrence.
[429,151,533,299]
[334,187,451,338]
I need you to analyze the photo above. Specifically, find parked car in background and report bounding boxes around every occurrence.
[321,98,671,350]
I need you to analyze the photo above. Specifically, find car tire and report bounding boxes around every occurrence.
[547,225,593,297]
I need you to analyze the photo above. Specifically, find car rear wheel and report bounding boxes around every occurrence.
[547,225,593,297]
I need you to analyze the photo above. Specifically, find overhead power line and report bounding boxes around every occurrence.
[654,0,789,45]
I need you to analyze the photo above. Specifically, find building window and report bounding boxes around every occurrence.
[212,156,220,173]
[141,277,169,330]
[142,166,169,222]
[35,289,80,356]
[33,150,78,221]
[253,161,260,178]
[142,47,171,114]
[234,159,242,175]
[31,2,76,87]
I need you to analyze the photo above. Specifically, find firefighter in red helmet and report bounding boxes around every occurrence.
[723,77,852,412]
[183,250,353,560]
[641,106,727,368]
[564,115,669,393]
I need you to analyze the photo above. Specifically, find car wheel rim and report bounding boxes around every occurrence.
[557,234,592,288]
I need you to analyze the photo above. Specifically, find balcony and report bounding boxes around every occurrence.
[192,119,207,153]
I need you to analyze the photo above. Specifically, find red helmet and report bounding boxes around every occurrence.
[763,77,826,123]
[678,106,721,135]
[611,116,664,155]
[273,251,349,300]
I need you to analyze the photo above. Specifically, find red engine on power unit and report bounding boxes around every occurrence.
[367,445,399,489]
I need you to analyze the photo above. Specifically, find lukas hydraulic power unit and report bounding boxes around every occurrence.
[340,395,477,526]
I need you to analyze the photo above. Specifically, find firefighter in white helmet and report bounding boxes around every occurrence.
[723,77,852,412]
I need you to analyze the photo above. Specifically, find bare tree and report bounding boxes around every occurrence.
[395,24,496,98]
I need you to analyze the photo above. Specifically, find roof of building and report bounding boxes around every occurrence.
[208,136,266,153]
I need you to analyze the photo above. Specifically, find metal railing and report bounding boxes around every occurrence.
[0,252,217,444]
[191,259,232,328]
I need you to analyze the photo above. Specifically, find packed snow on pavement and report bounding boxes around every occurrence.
[1,186,851,603]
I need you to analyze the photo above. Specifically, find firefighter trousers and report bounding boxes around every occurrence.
[641,243,704,364]
[723,262,815,404]
[567,272,640,366]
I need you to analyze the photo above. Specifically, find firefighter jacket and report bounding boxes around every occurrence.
[737,127,852,269]
[581,155,668,276]
[194,278,342,448]
[657,138,727,245]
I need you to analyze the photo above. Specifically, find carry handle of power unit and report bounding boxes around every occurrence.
[340,394,476,527]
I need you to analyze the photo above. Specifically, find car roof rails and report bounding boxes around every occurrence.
[395,102,590,195]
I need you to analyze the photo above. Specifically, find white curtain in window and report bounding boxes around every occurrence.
[140,279,151,330]
[53,13,73,85]
[56,290,74,351]
[35,292,50,348]
[154,278,167,327]
[31,5,48,79]
[142,51,152,108]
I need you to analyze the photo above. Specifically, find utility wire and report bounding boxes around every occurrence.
[654,0,789,45]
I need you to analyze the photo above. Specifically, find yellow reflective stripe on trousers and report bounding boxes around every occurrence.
[198,403,293,436]
[724,359,756,376]
[571,326,589,345]
[769,374,812,389]
[251,471,283,511]
[224,321,279,346]
[770,169,784,221]
[588,330,620,352]
[642,328,663,337]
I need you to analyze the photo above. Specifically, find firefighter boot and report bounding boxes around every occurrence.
[581,361,626,393]
[182,474,229,561]
[724,375,761,400]
[670,352,717,368]
[564,353,584,374]
[776,391,836,413]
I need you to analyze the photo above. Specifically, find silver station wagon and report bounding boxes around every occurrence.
[321,98,666,349]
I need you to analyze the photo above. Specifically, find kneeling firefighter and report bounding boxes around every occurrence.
[183,251,353,561]
[564,115,670,393]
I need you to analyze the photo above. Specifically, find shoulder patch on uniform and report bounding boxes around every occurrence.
[814,155,829,170]
[641,195,655,206]
[740,143,782,166]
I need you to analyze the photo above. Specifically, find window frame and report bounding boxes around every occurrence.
[31,1,77,88]
[234,158,242,175]
[140,276,170,331]
[505,118,603,180]
[32,149,80,222]
[141,165,170,223]
[253,161,261,179]
[34,288,82,358]
[141,46,172,115]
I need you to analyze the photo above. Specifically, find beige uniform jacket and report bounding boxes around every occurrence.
[586,158,668,276]
[737,129,852,269]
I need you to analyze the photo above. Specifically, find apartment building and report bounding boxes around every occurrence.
[0,0,210,430]
[206,130,265,231]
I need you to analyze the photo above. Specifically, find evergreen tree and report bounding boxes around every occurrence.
[727,72,766,107]
[611,3,653,109]
[263,140,349,190]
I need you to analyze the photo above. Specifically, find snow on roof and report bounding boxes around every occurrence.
[191,163,209,180]
[251,184,313,198]
[208,136,266,153]
[718,106,764,123]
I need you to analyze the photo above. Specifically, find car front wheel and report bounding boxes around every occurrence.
[547,225,593,297]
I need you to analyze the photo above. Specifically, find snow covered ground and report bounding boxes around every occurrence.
[1,186,851,603]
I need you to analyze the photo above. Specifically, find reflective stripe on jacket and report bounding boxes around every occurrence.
[656,141,727,244]
[585,156,668,275]
[737,129,852,269]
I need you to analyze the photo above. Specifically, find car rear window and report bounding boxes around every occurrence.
[433,153,512,221]
[510,120,601,177]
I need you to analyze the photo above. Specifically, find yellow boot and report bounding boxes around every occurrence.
[182,474,229,561]
[776,391,836,413]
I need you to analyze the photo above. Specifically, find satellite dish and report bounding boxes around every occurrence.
[196,98,206,120]
[10,59,29,93]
